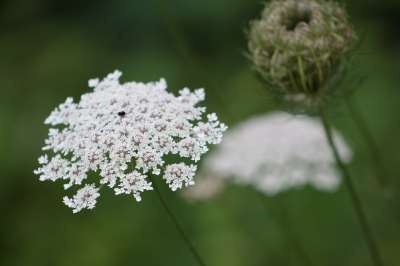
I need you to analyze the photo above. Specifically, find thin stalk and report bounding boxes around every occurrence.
[157,6,312,265]
[257,193,314,266]
[319,108,384,266]
[151,178,207,266]
[344,97,388,191]
[297,56,310,93]
[276,198,314,266]
[157,0,236,123]
[158,0,198,74]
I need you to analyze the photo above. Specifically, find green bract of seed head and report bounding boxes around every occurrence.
[248,0,358,111]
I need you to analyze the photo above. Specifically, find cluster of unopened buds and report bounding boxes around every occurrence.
[248,0,357,110]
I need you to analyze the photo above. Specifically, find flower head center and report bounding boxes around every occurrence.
[285,7,312,31]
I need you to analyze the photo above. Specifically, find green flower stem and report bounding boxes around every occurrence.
[157,0,234,123]
[157,6,310,264]
[319,108,384,266]
[258,193,314,266]
[158,6,314,265]
[151,177,207,266]
[276,198,314,266]
[344,97,388,191]
[297,56,309,93]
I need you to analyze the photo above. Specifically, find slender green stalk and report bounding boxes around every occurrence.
[319,108,384,266]
[158,4,313,264]
[256,193,313,266]
[151,178,207,266]
[158,0,198,74]
[157,6,312,265]
[275,197,314,266]
[344,97,388,191]
[157,0,235,122]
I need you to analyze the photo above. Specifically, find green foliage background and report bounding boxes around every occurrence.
[0,0,399,265]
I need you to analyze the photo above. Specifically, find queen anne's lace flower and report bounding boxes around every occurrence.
[164,163,197,191]
[185,112,352,200]
[114,171,152,201]
[34,70,227,213]
[63,184,100,213]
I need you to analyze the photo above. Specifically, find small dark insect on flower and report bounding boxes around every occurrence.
[118,111,126,117]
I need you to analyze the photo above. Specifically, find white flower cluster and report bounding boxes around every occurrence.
[34,70,227,213]
[63,184,100,213]
[186,112,352,200]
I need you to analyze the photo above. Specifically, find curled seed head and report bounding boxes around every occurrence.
[248,0,358,111]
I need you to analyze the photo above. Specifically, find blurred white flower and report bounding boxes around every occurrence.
[185,112,352,200]
[182,175,224,201]
[34,70,227,213]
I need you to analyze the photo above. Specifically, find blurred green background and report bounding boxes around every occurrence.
[0,0,399,265]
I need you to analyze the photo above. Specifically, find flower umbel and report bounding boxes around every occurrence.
[248,0,358,110]
[63,184,100,213]
[186,112,352,199]
[34,70,227,213]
